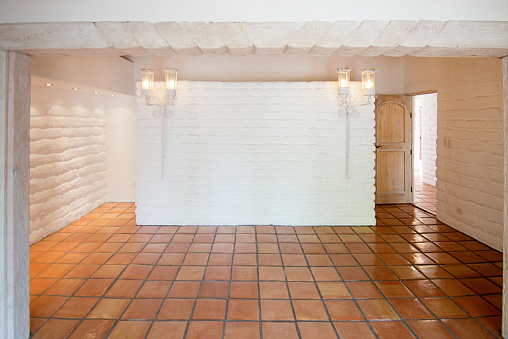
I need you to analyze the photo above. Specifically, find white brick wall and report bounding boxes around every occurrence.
[436,80,504,250]
[414,93,437,186]
[136,81,376,226]
[29,87,108,243]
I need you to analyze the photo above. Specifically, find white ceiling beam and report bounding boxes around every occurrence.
[0,20,506,58]
[123,22,177,56]
[153,22,202,55]
[95,22,151,56]
[242,22,302,55]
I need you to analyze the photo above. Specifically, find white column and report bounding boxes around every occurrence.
[503,55,508,338]
[0,51,30,339]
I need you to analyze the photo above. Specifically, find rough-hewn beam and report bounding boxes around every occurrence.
[0,20,506,58]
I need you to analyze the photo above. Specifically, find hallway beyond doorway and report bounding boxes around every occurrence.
[414,170,437,215]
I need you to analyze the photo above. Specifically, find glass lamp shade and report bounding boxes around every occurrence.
[141,69,155,95]
[164,68,178,97]
[337,68,350,95]
[361,69,375,96]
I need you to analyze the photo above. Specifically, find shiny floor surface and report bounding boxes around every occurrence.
[413,171,437,215]
[29,203,502,338]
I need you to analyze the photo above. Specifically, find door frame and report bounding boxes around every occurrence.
[408,90,438,207]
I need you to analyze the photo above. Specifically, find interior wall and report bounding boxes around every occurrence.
[404,57,504,251]
[29,56,137,244]
[136,81,376,226]
[107,94,137,202]
[133,55,405,94]
[29,86,108,244]
[1,0,505,23]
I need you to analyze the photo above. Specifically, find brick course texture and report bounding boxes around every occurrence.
[29,87,108,244]
[136,81,376,226]
[436,80,504,251]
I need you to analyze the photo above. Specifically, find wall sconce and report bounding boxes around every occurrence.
[361,68,375,99]
[140,68,178,179]
[337,67,350,95]
[337,68,376,109]
[141,68,178,118]
[336,67,376,180]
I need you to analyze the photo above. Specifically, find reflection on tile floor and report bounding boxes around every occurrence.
[413,171,437,215]
[29,203,502,338]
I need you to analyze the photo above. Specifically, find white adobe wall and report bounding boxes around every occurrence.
[29,87,108,243]
[136,81,376,226]
[414,93,438,186]
[405,57,503,251]
[107,94,137,202]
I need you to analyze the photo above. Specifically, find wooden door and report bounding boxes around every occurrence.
[375,95,412,204]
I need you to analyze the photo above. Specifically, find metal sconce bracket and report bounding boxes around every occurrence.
[140,68,178,179]
[144,93,177,119]
[337,93,376,180]
[144,94,177,180]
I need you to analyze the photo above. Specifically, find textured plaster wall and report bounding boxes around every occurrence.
[29,87,108,244]
[405,57,504,251]
[136,81,376,226]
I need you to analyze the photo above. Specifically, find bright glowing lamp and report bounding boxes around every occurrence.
[337,67,350,95]
[141,69,155,95]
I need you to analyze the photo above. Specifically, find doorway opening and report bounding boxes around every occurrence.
[412,93,437,214]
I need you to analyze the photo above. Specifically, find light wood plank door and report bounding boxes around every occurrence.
[375,95,412,204]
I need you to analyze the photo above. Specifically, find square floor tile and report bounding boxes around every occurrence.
[370,321,415,339]
[227,299,259,320]
[224,322,260,339]
[137,280,171,298]
[356,299,399,320]
[325,300,363,321]
[262,322,299,339]
[193,299,227,320]
[31,319,80,339]
[158,299,195,320]
[259,282,289,299]
[334,322,376,339]
[105,279,143,298]
[146,321,187,339]
[298,322,337,339]
[421,298,468,318]
[261,299,294,321]
[230,281,258,299]
[108,321,151,339]
[292,300,329,321]
[186,321,224,339]
[54,297,99,318]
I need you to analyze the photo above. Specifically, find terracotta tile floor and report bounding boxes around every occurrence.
[29,202,503,338]
[413,171,437,215]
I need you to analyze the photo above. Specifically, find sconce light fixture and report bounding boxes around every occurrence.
[337,68,376,111]
[141,68,178,117]
[336,67,376,180]
[140,68,179,179]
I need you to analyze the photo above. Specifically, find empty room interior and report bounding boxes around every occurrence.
[0,1,507,338]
